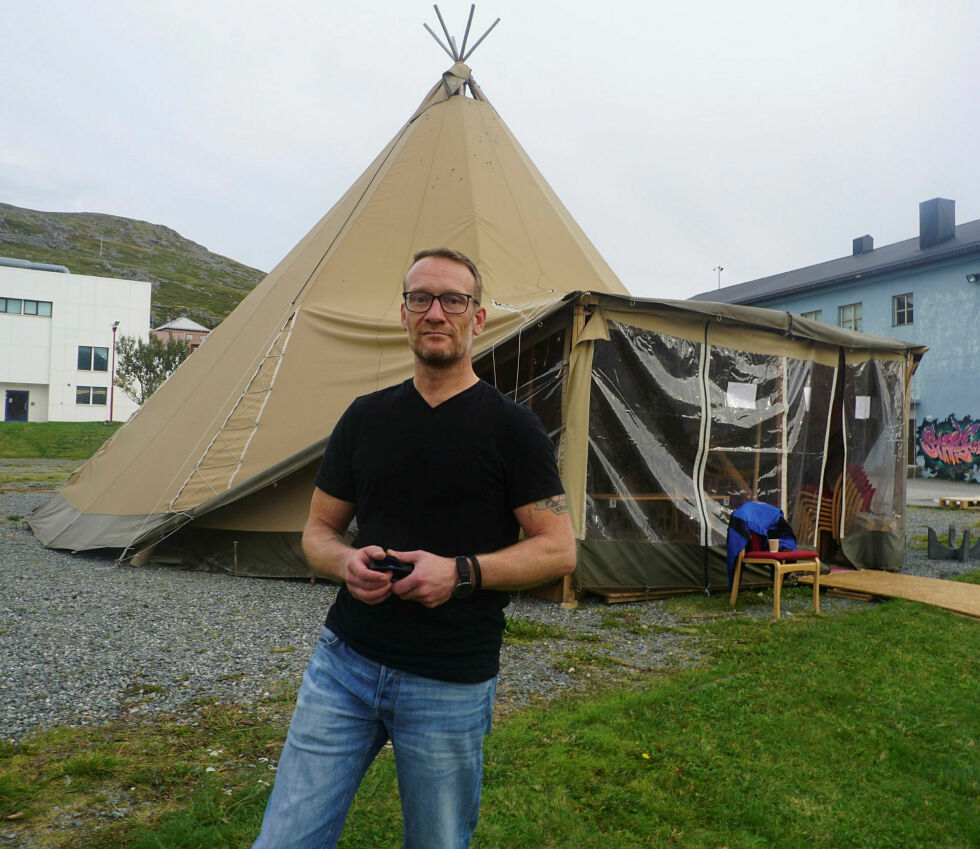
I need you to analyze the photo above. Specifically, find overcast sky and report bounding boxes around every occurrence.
[3,0,979,299]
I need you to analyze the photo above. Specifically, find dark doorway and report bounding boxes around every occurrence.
[4,390,29,422]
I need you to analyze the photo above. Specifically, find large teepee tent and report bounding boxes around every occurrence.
[29,56,629,570]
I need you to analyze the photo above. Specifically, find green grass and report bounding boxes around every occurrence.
[479,603,979,849]
[504,616,568,644]
[0,421,121,460]
[3,580,978,848]
[0,697,294,845]
[49,753,121,781]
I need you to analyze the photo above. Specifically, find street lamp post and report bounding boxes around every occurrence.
[110,321,119,422]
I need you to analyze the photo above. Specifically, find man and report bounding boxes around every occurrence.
[252,248,576,849]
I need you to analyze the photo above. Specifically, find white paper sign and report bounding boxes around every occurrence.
[855,395,871,419]
[726,382,757,409]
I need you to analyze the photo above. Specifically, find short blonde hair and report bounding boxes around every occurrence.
[404,247,483,304]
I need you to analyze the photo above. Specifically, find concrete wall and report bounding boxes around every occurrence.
[0,266,151,422]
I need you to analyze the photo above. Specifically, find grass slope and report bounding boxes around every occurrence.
[0,202,265,327]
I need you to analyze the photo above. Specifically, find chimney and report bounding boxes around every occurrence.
[852,234,874,255]
[919,198,956,250]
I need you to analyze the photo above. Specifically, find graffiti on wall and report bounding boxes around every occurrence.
[917,415,980,481]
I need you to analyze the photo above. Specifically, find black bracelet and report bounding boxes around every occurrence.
[467,554,482,591]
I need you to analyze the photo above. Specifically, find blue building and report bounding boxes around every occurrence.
[691,198,980,482]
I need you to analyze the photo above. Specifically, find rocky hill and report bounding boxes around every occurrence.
[0,203,266,328]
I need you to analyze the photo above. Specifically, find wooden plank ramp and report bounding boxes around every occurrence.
[799,571,980,619]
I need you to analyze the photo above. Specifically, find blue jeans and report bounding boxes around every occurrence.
[252,627,497,849]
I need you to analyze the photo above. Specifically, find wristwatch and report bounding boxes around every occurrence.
[453,555,475,599]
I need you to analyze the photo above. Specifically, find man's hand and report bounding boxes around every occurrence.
[386,549,457,608]
[302,489,396,605]
[344,546,396,605]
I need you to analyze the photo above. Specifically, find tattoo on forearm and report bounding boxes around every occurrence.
[534,495,568,515]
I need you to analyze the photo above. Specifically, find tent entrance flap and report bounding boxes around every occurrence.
[837,354,908,570]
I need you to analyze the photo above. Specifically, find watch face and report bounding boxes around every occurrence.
[453,582,475,599]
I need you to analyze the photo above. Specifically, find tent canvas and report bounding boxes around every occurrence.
[28,61,925,599]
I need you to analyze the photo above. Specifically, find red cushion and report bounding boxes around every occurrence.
[743,549,819,562]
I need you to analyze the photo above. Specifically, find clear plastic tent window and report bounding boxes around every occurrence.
[585,323,840,549]
[841,358,905,537]
[475,324,567,452]
[587,325,703,544]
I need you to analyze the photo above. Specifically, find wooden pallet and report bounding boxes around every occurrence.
[585,586,700,604]
[799,570,980,619]
[938,496,980,509]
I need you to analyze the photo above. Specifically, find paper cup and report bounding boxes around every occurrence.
[768,539,779,552]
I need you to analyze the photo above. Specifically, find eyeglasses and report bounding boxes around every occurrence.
[402,291,479,314]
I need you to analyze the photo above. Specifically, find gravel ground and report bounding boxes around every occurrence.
[1,490,977,743]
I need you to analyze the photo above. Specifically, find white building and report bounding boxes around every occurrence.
[1,260,151,422]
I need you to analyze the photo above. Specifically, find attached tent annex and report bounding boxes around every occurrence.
[468,292,925,604]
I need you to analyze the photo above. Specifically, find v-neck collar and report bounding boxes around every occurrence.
[405,378,483,411]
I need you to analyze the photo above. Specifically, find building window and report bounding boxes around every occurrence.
[893,293,913,326]
[75,386,107,405]
[77,345,109,371]
[838,302,862,331]
[801,310,822,321]
[0,297,51,316]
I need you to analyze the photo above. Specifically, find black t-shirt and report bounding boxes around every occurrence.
[314,378,564,683]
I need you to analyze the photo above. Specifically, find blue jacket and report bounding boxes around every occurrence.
[726,502,798,588]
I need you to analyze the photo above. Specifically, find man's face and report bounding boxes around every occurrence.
[400,256,487,366]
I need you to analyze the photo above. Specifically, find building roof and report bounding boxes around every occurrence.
[690,216,980,305]
[0,256,71,274]
[154,316,210,333]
